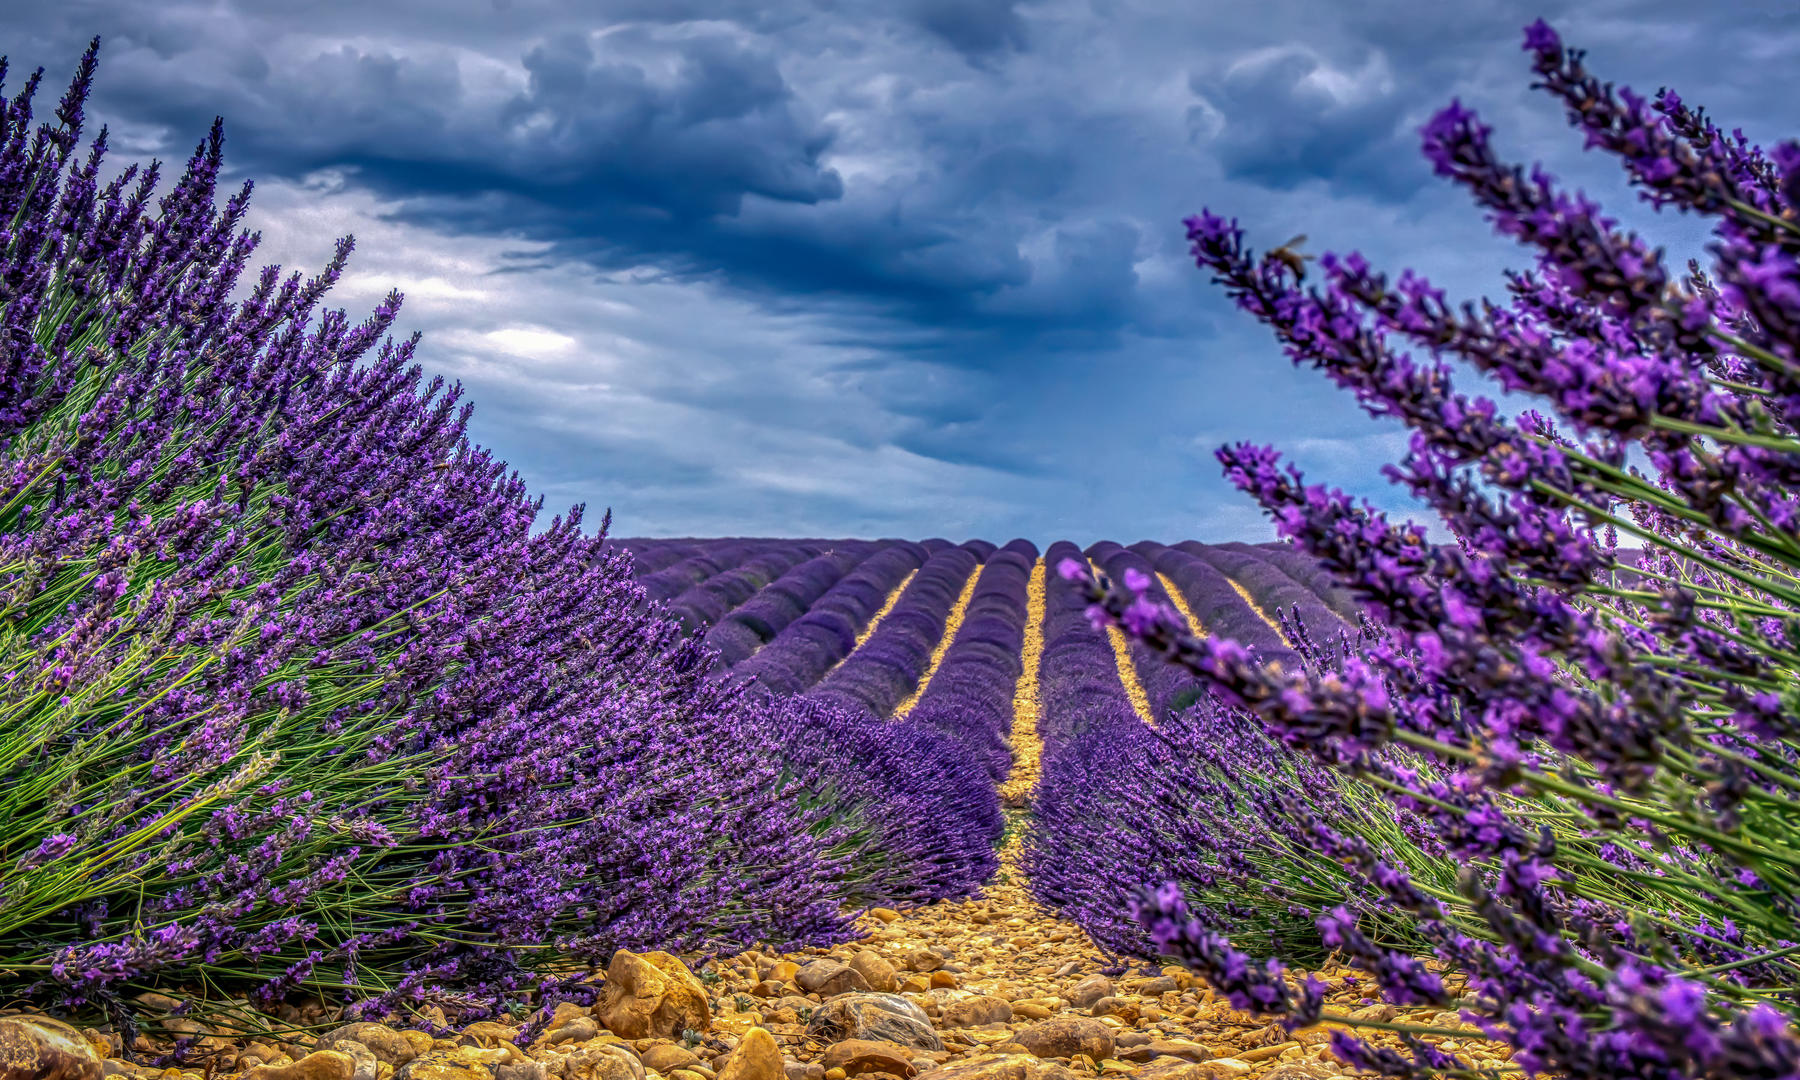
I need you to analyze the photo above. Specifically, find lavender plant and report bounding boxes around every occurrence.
[1079,20,1800,1078]
[0,45,865,1039]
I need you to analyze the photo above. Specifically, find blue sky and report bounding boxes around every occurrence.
[11,0,1800,543]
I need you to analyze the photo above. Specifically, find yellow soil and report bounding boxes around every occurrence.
[1227,578,1293,647]
[892,562,985,719]
[998,559,1046,805]
[1157,572,1206,637]
[856,568,919,650]
[1093,560,1155,726]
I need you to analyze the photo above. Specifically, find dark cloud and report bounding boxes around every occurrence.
[3,0,1799,540]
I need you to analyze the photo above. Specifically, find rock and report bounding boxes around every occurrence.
[643,1046,703,1074]
[246,1051,357,1080]
[317,1026,421,1068]
[403,1034,437,1062]
[1136,1062,1251,1080]
[599,950,712,1040]
[1236,1043,1296,1064]
[770,962,800,984]
[717,1030,783,1080]
[797,961,872,998]
[1133,977,1178,997]
[334,1042,380,1080]
[561,1044,645,1080]
[752,981,788,998]
[1012,1021,1113,1062]
[806,995,943,1052]
[0,1016,104,1080]
[819,1041,916,1079]
[1347,1004,1395,1023]
[1261,1066,1340,1080]
[1008,1005,1051,1022]
[909,1055,1080,1080]
[926,972,957,990]
[497,1064,546,1080]
[548,1019,600,1047]
[1138,1042,1213,1064]
[1086,999,1135,1023]
[869,910,901,924]
[848,952,900,995]
[902,950,943,974]
[938,996,1012,1029]
[899,976,932,994]
[397,1047,516,1080]
[1060,977,1110,1011]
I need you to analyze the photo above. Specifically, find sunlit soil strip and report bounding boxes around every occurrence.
[1227,577,1294,647]
[1093,559,1155,726]
[1157,571,1206,637]
[854,569,917,650]
[892,562,984,720]
[998,559,1046,806]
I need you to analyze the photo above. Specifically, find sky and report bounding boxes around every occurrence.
[9,1,1800,545]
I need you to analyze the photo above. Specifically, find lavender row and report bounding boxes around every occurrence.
[639,540,783,602]
[1129,542,1299,668]
[1176,541,1349,645]
[1086,542,1209,723]
[907,540,1039,782]
[703,546,884,667]
[663,542,830,632]
[805,544,986,718]
[1242,541,1365,622]
[1022,541,1162,954]
[731,542,929,697]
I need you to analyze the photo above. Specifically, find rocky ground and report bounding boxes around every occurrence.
[2,816,1512,1080]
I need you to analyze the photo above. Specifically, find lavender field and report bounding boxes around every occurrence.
[5,15,1800,1080]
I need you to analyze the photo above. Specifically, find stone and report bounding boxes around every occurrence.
[926,972,957,990]
[1061,978,1110,1011]
[752,981,788,999]
[1138,1042,1213,1064]
[548,1019,601,1047]
[716,1029,783,1080]
[848,952,900,995]
[403,1034,437,1062]
[899,977,931,994]
[562,1044,645,1080]
[642,1046,703,1075]
[909,1056,1079,1080]
[599,950,712,1040]
[497,1064,547,1080]
[1236,1043,1296,1064]
[1086,999,1135,1024]
[1133,978,1178,997]
[317,1026,421,1069]
[1008,1005,1051,1022]
[246,1051,357,1080]
[805,995,942,1052]
[819,1042,915,1079]
[1261,1066,1340,1080]
[396,1047,515,1080]
[1011,1021,1112,1062]
[869,910,901,924]
[1136,1062,1251,1080]
[0,1016,104,1080]
[938,997,1012,1029]
[1346,1004,1395,1023]
[902,950,943,974]
[797,961,871,998]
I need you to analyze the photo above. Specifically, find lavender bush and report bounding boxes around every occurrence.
[0,46,871,1039]
[1080,20,1800,1078]
[702,544,880,667]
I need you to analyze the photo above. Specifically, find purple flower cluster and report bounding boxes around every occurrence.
[1094,19,1800,1079]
